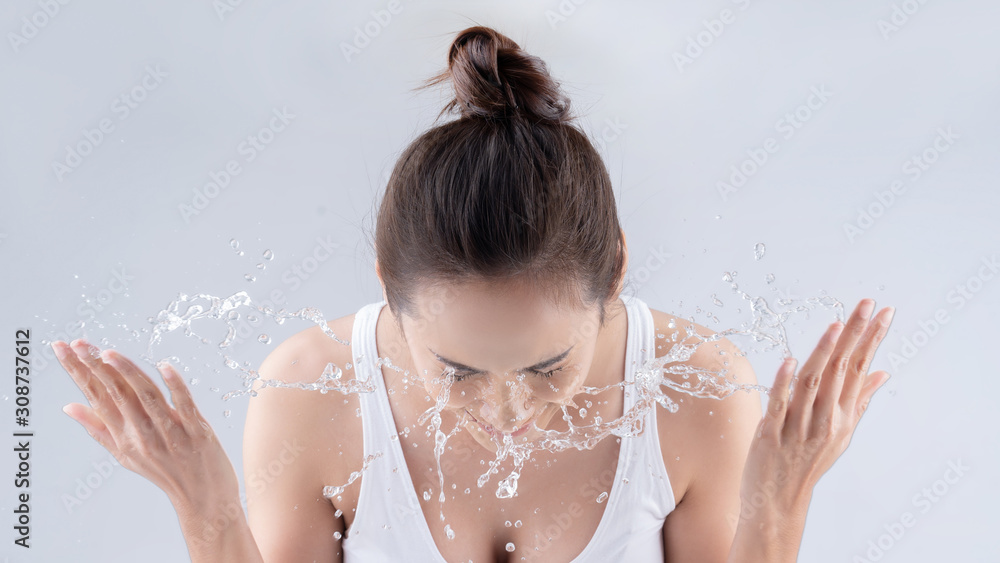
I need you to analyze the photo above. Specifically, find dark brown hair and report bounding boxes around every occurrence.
[375,26,625,326]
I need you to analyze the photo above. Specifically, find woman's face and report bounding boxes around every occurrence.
[396,280,606,453]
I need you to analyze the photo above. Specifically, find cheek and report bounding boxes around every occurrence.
[532,363,588,402]
[413,368,478,408]
[446,383,481,408]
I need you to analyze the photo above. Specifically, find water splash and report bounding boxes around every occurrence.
[753,242,766,261]
[322,452,384,499]
[128,270,843,541]
[138,291,368,402]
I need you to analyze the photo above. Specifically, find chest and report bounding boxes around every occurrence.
[395,419,627,562]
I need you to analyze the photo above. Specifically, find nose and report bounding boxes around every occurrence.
[475,374,535,433]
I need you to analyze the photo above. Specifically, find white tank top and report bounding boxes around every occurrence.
[340,293,676,561]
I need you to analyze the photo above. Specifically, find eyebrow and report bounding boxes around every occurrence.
[429,345,574,375]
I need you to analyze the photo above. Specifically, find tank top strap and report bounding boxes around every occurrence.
[619,293,675,511]
[621,293,654,407]
[350,300,393,457]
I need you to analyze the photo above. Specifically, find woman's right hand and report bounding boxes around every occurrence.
[53,339,242,528]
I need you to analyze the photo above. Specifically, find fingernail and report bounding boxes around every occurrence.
[100,349,116,365]
[157,361,176,380]
[860,299,875,319]
[51,342,68,361]
[62,405,72,416]
[72,341,101,360]
[880,307,895,327]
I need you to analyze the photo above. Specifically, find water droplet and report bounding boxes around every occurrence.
[333,531,342,540]
[245,274,256,282]
[230,238,240,250]
[258,334,271,344]
[505,520,512,527]
[423,490,431,501]
[514,519,522,528]
[263,249,274,261]
[596,492,608,503]
[256,263,265,270]
[753,243,766,261]
[223,410,231,417]
[506,542,515,552]
[444,524,455,540]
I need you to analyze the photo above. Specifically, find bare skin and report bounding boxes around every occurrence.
[53,276,893,562]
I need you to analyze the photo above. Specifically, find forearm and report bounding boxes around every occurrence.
[176,496,265,563]
[726,496,810,563]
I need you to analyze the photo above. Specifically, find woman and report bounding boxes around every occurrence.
[53,26,894,562]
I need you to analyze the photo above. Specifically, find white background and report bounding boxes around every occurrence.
[1,0,997,561]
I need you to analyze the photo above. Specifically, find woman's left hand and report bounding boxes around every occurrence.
[738,298,894,522]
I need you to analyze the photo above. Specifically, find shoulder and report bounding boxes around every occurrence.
[647,307,762,504]
[242,310,365,558]
[245,311,364,485]
[256,312,358,387]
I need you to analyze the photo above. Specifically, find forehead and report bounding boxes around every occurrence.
[405,280,597,368]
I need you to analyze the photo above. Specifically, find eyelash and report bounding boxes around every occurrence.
[447,366,565,382]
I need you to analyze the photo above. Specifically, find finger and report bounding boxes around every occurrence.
[853,370,891,422]
[157,361,207,436]
[63,402,121,457]
[762,357,797,440]
[100,348,177,431]
[785,321,844,439]
[70,339,152,431]
[52,341,125,431]
[812,299,876,432]
[840,307,894,414]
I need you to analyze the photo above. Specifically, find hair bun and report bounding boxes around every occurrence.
[427,26,571,124]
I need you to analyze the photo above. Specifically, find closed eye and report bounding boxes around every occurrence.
[445,365,566,382]
[530,366,565,378]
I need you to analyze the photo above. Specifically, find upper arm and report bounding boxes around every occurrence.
[243,329,346,562]
[659,325,763,563]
